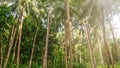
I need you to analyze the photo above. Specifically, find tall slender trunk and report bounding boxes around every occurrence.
[97,36,104,67]
[12,31,19,63]
[61,45,64,67]
[64,20,68,68]
[100,1,114,67]
[43,8,51,68]
[85,23,96,68]
[80,50,82,63]
[65,0,73,68]
[101,18,110,68]
[84,49,86,63]
[97,20,105,67]
[75,52,78,63]
[3,26,17,68]
[106,0,120,62]
[108,17,120,61]
[29,27,39,68]
[101,19,111,68]
[17,8,25,66]
[0,47,2,68]
[0,37,3,68]
[100,12,114,68]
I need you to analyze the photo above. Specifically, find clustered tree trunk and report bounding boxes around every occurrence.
[3,26,17,68]
[100,9,114,68]
[109,21,120,60]
[17,8,25,66]
[85,23,96,68]
[97,35,104,67]
[12,30,19,63]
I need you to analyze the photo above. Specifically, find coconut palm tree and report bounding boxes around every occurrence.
[29,26,39,68]
[3,26,17,68]
[43,5,52,68]
[65,0,73,68]
[8,0,39,66]
[100,8,114,68]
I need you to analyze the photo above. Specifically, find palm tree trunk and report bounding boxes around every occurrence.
[102,27,111,68]
[17,8,25,66]
[0,50,3,68]
[0,37,3,68]
[29,27,39,68]
[0,47,2,68]
[3,26,17,68]
[100,1,114,67]
[12,31,19,63]
[80,50,82,63]
[43,8,51,68]
[64,23,68,68]
[61,41,65,67]
[84,46,86,64]
[106,0,120,62]
[100,16,110,68]
[65,0,73,68]
[100,14,114,68]
[85,23,96,68]
[97,37,104,67]
[108,18,120,61]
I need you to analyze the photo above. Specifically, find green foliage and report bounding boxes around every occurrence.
[20,15,46,65]
[0,5,16,63]
[32,63,41,68]
[73,63,86,68]
[7,63,16,68]
[0,4,14,37]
